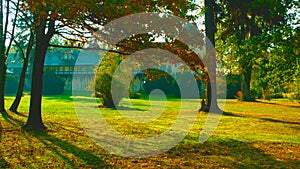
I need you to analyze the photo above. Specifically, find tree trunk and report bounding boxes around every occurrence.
[9,55,29,112]
[241,65,252,101]
[204,0,220,112]
[262,88,271,100]
[23,16,55,131]
[0,0,6,112]
[10,32,34,113]
[102,95,115,108]
[0,55,5,113]
[23,40,48,131]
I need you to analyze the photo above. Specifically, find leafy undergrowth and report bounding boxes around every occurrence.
[0,95,299,168]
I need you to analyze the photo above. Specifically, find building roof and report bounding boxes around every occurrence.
[7,48,103,68]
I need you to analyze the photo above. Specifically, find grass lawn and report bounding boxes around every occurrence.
[1,93,300,168]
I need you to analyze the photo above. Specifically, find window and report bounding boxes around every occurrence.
[64,66,69,72]
[59,66,64,72]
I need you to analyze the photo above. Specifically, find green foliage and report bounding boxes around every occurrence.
[42,69,65,95]
[252,26,299,100]
[226,74,241,99]
[216,0,298,101]
[250,87,263,99]
[129,91,142,99]
[141,70,203,99]
[143,70,180,98]
[94,53,125,107]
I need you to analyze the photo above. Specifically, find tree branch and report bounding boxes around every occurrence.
[46,19,56,41]
[6,0,20,56]
[3,0,10,46]
[48,44,130,55]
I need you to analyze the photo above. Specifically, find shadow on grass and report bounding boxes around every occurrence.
[96,105,148,111]
[1,111,24,127]
[47,122,86,136]
[165,138,299,168]
[115,105,147,111]
[223,111,300,125]
[223,111,244,118]
[0,111,108,168]
[43,95,74,102]
[48,122,83,131]
[31,131,110,168]
[260,117,300,125]
[255,100,300,109]
[0,113,11,168]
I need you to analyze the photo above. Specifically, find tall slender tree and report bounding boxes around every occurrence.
[0,0,5,112]
[204,0,221,112]
[0,0,20,112]
[9,30,34,113]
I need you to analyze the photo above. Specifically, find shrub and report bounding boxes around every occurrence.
[141,70,203,99]
[94,53,125,108]
[262,89,273,100]
[42,69,65,95]
[271,93,283,99]
[226,74,241,99]
[250,88,263,99]
[129,91,141,99]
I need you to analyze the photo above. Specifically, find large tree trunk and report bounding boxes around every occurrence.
[241,65,252,101]
[0,0,6,112]
[23,39,48,131]
[204,0,220,112]
[23,16,55,131]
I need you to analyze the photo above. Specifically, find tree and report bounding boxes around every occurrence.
[215,0,295,101]
[94,52,125,108]
[204,0,220,112]
[0,0,5,112]
[9,30,34,112]
[22,0,91,130]
[0,0,21,112]
[91,0,221,112]
[254,25,299,100]
[10,1,35,112]
[22,0,200,130]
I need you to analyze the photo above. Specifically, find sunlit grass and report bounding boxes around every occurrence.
[1,93,299,168]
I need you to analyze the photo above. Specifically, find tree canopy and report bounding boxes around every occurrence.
[215,0,298,101]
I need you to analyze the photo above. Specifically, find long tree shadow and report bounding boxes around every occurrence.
[223,111,300,125]
[260,117,300,125]
[32,132,110,168]
[0,111,108,168]
[255,100,300,109]
[48,122,83,130]
[1,111,24,127]
[47,122,85,136]
[223,111,245,118]
[164,138,300,168]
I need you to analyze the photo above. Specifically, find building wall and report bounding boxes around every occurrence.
[71,74,94,91]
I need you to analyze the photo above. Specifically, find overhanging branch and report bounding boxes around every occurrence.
[49,44,130,55]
